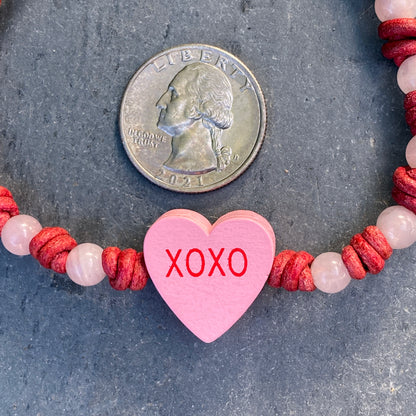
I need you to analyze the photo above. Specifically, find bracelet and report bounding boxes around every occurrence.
[2,1,416,342]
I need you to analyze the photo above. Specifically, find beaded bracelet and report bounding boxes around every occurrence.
[2,1,416,341]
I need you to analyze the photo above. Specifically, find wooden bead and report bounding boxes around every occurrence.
[143,209,276,343]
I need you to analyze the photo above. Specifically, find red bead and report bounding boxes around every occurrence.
[341,245,366,280]
[378,18,416,41]
[29,227,77,274]
[350,234,385,274]
[102,247,149,291]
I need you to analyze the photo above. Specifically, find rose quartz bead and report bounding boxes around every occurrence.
[375,0,416,22]
[66,243,106,286]
[311,252,351,294]
[406,135,416,167]
[376,205,416,249]
[397,55,416,94]
[1,214,42,256]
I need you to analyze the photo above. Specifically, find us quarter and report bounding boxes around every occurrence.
[120,44,267,193]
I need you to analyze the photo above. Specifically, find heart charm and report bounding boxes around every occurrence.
[143,209,275,343]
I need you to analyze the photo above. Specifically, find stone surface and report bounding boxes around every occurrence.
[0,0,415,415]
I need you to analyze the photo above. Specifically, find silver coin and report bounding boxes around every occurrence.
[120,44,266,193]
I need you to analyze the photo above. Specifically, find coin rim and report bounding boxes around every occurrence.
[119,43,267,193]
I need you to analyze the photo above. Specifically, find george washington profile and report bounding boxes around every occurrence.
[156,62,234,175]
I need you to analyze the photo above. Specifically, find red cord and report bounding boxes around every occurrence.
[268,250,315,291]
[30,227,77,274]
[379,18,416,41]
[342,226,392,280]
[0,187,19,233]
[392,166,416,213]
[102,247,149,291]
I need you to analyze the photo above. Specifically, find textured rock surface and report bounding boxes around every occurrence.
[0,0,415,415]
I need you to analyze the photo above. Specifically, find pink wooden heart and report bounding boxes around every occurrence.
[143,209,275,343]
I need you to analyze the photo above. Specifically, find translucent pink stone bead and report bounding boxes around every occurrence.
[376,205,416,249]
[66,243,106,286]
[406,135,416,167]
[397,55,416,94]
[375,0,416,22]
[1,214,42,256]
[311,252,351,294]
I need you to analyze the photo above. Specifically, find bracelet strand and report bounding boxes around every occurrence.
[2,1,416,295]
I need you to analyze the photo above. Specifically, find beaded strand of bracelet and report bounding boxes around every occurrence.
[2,1,416,296]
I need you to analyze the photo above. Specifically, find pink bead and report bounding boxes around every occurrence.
[376,205,416,249]
[1,214,42,256]
[66,243,106,286]
[375,0,416,22]
[406,135,416,167]
[397,55,416,94]
[311,252,351,294]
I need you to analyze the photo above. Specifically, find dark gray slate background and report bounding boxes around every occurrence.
[0,0,415,415]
